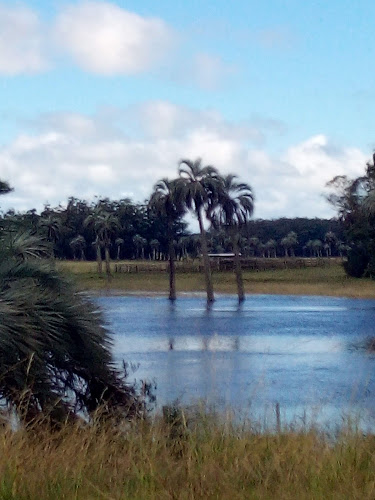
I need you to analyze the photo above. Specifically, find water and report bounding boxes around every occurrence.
[97,294,375,430]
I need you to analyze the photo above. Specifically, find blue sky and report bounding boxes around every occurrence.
[0,0,373,219]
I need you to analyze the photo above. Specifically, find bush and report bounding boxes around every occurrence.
[343,246,369,278]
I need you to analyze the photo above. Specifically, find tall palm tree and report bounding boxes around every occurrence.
[149,178,185,301]
[178,158,221,302]
[208,174,254,302]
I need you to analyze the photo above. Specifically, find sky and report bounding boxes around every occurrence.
[0,0,374,221]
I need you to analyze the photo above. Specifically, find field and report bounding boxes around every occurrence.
[1,411,375,500]
[58,258,375,298]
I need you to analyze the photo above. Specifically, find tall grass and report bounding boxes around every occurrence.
[1,408,375,499]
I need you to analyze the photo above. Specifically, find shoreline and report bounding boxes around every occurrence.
[59,260,375,300]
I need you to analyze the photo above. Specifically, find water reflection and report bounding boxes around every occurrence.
[98,294,375,430]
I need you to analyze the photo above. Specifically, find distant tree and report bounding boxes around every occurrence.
[306,240,314,257]
[248,237,260,257]
[85,210,120,277]
[69,235,86,260]
[40,214,62,257]
[324,231,337,257]
[265,239,277,258]
[312,239,323,257]
[149,179,185,301]
[133,234,147,260]
[150,239,160,260]
[115,237,124,260]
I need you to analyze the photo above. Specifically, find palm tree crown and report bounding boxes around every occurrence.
[209,174,254,228]
[178,158,221,212]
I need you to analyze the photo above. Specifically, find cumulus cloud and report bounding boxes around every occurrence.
[53,1,174,74]
[0,4,48,75]
[0,103,367,221]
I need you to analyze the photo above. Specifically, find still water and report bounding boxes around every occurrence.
[97,294,375,429]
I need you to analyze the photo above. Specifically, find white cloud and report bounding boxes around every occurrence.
[0,104,368,222]
[0,4,48,75]
[54,1,174,74]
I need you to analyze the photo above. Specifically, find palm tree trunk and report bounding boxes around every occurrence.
[105,245,111,277]
[232,231,245,302]
[96,242,102,274]
[197,208,214,302]
[167,220,176,301]
[117,246,121,260]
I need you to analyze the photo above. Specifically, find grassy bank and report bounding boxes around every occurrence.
[1,413,375,499]
[58,259,375,298]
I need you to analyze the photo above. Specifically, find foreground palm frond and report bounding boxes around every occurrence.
[0,231,141,424]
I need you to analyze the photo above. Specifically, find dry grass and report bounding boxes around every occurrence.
[57,259,375,299]
[1,410,375,499]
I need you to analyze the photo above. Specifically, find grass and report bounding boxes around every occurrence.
[1,410,375,499]
[58,259,375,298]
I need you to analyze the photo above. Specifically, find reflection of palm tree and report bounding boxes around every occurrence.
[178,158,221,303]
[208,174,254,302]
[149,178,184,301]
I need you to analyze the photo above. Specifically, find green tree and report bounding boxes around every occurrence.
[208,174,254,302]
[149,179,185,301]
[178,158,222,303]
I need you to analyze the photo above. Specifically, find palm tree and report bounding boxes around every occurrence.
[132,234,147,259]
[208,174,254,302]
[265,239,277,258]
[115,237,124,260]
[312,239,323,257]
[85,210,120,277]
[324,231,337,257]
[69,235,86,260]
[178,158,222,302]
[150,239,160,260]
[40,214,61,258]
[149,179,185,301]
[248,237,260,257]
